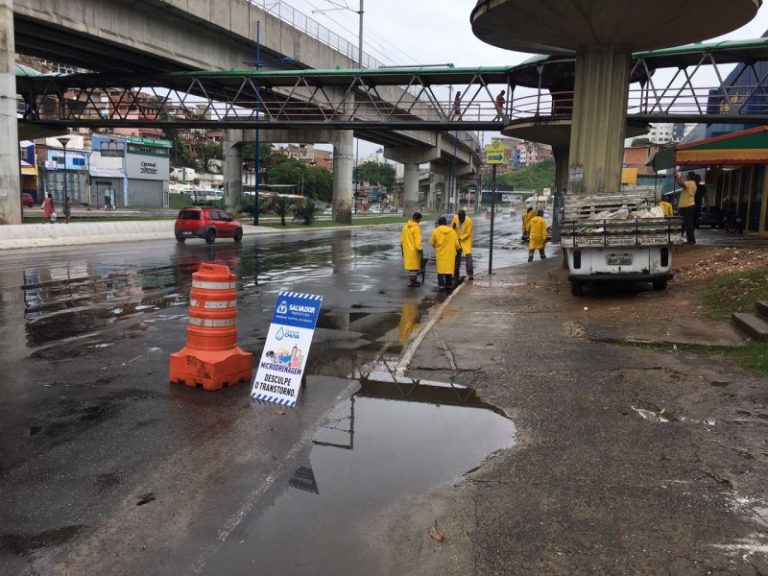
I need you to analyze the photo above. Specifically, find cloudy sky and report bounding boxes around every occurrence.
[270,0,768,157]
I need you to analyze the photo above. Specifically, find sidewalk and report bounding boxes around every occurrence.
[386,249,768,575]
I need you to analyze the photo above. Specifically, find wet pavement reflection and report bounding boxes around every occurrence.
[206,377,516,576]
[0,217,528,573]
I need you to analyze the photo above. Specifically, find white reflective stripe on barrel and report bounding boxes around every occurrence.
[189,299,237,309]
[188,317,237,327]
[192,279,236,290]
[202,300,238,309]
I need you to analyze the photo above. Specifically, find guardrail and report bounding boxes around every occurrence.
[252,0,383,69]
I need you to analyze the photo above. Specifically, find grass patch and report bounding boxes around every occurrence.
[702,266,768,321]
[619,340,768,379]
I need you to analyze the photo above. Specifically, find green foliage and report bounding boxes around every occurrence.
[488,158,555,192]
[293,198,316,225]
[702,266,768,321]
[355,161,395,188]
[196,141,223,173]
[271,195,291,226]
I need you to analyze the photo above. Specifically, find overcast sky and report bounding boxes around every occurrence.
[274,0,768,158]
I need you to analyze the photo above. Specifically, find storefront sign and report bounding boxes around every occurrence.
[251,292,323,407]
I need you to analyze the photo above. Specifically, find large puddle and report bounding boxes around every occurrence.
[206,376,516,575]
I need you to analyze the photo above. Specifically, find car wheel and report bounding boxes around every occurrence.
[175,236,185,243]
[234,228,243,243]
[652,280,667,291]
[205,229,216,245]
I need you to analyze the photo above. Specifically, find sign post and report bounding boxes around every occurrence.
[251,291,323,407]
[484,141,505,275]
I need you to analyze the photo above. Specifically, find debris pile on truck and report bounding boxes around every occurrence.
[561,191,683,295]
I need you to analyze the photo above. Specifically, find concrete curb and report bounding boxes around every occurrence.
[396,280,467,376]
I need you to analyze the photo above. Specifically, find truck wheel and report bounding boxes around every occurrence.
[570,281,583,296]
[234,228,243,243]
[652,280,667,291]
[205,230,216,245]
[175,236,185,244]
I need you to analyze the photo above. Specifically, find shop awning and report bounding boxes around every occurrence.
[21,165,37,176]
[648,126,768,171]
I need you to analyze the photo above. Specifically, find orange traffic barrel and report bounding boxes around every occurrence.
[169,263,252,390]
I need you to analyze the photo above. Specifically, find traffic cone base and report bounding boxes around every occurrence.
[170,346,253,391]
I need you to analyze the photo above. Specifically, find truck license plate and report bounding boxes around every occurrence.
[607,254,632,266]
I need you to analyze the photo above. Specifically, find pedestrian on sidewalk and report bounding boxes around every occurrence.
[63,196,71,223]
[450,91,462,121]
[527,209,548,261]
[493,90,506,121]
[675,170,697,244]
[42,193,55,224]
[430,216,461,290]
[400,212,423,287]
[451,209,474,281]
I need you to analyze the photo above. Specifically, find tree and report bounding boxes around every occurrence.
[355,161,395,188]
[196,141,223,173]
[304,166,333,202]
[270,194,290,226]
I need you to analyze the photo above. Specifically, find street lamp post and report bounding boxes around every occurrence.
[313,1,364,67]
[57,136,71,206]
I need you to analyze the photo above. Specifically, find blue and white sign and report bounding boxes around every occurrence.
[251,292,323,407]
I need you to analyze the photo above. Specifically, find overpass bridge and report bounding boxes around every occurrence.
[1,0,479,224]
[16,37,768,200]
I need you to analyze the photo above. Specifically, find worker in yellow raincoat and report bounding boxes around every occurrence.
[450,209,474,281]
[400,212,423,287]
[522,207,534,240]
[527,209,548,262]
[430,215,461,290]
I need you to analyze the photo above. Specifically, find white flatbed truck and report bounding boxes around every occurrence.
[561,192,683,296]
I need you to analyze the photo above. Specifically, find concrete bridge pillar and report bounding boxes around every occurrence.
[223,129,243,214]
[568,46,630,195]
[403,163,420,217]
[332,130,354,224]
[427,174,437,211]
[0,0,21,225]
[551,144,570,243]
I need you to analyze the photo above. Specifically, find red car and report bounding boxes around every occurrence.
[175,207,243,244]
[21,193,34,207]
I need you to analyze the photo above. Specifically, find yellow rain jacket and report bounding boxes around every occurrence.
[430,224,460,274]
[658,200,673,217]
[522,209,535,234]
[528,215,547,250]
[450,214,473,254]
[400,219,423,271]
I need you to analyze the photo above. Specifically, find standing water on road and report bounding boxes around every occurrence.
[204,377,516,575]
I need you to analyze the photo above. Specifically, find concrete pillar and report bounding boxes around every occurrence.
[223,129,243,214]
[551,144,570,243]
[332,131,354,224]
[403,163,419,217]
[427,174,437,211]
[0,0,21,225]
[568,46,630,195]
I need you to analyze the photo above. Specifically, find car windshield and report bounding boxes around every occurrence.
[178,210,201,220]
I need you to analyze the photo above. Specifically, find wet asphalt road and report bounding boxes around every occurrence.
[0,216,527,575]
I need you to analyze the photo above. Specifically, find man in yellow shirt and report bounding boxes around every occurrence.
[400,212,423,287]
[674,170,697,244]
[451,209,474,281]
